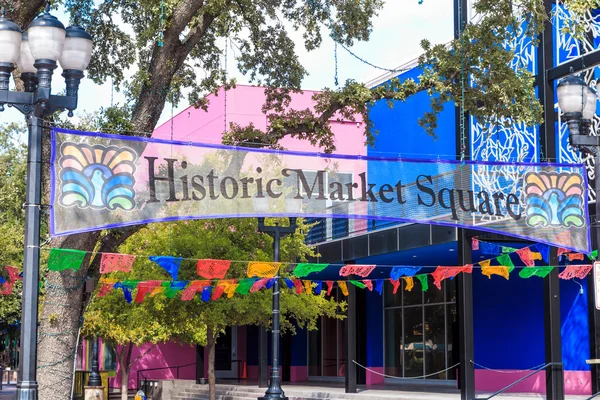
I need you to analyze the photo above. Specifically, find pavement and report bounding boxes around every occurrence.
[0,385,15,400]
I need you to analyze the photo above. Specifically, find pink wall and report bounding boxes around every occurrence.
[104,86,372,390]
[108,342,196,389]
[152,85,369,234]
[475,370,591,396]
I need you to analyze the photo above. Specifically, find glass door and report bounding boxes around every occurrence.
[215,326,238,379]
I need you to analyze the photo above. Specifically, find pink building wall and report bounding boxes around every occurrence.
[106,86,369,390]
[108,343,196,389]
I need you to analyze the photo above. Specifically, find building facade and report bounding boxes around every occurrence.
[103,1,600,397]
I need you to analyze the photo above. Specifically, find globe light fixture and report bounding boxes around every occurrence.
[0,8,22,90]
[16,32,37,92]
[558,72,590,140]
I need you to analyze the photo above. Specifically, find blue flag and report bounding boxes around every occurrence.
[149,256,183,280]
[390,266,422,281]
[201,286,213,302]
[314,281,323,295]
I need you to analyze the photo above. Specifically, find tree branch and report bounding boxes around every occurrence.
[129,344,157,367]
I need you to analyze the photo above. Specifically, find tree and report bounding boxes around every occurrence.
[4,1,599,398]
[0,123,27,354]
[84,218,344,400]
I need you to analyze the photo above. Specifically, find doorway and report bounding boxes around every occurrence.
[215,327,238,379]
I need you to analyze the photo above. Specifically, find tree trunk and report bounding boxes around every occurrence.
[36,232,101,400]
[22,2,220,398]
[207,327,216,400]
[118,343,133,400]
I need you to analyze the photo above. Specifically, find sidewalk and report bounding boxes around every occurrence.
[0,385,15,400]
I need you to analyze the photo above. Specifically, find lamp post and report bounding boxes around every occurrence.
[558,71,600,391]
[0,4,93,400]
[558,72,599,220]
[253,197,301,400]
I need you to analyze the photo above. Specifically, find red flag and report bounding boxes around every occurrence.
[197,259,231,279]
[339,265,376,278]
[136,280,162,303]
[325,281,334,296]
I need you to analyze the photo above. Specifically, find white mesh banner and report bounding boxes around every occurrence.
[50,128,591,252]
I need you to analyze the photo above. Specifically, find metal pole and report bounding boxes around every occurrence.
[457,230,475,400]
[260,226,287,400]
[87,338,102,387]
[544,247,564,400]
[16,115,43,400]
[344,283,357,393]
[590,152,600,393]
[259,327,268,388]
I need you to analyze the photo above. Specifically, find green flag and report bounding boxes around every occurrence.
[236,278,257,295]
[48,248,86,272]
[496,254,515,272]
[349,280,366,289]
[519,266,554,279]
[293,263,329,278]
[416,274,429,291]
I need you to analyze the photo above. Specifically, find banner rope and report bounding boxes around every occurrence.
[34,246,593,270]
[44,119,563,160]
[470,360,546,373]
[352,360,460,379]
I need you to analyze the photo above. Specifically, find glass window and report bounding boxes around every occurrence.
[446,278,457,303]
[308,319,322,376]
[384,308,403,377]
[308,289,346,377]
[447,304,457,380]
[424,305,445,379]
[403,282,422,306]
[384,280,456,381]
[384,280,402,307]
[337,318,346,377]
[322,316,338,376]
[425,278,445,304]
[403,307,424,377]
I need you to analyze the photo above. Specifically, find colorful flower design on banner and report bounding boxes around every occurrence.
[524,172,585,228]
[59,143,136,211]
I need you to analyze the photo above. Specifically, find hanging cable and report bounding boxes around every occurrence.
[157,0,165,47]
[459,0,467,165]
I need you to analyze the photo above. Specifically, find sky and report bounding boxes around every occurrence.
[1,0,454,129]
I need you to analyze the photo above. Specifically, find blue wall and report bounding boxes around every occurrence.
[366,68,456,231]
[560,277,591,371]
[368,68,456,161]
[290,328,308,366]
[473,268,590,371]
[365,289,384,367]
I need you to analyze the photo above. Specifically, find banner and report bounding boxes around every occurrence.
[50,128,590,252]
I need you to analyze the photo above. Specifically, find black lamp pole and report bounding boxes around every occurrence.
[0,5,91,400]
[257,217,297,400]
[87,338,102,387]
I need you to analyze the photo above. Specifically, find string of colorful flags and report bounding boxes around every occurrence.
[0,238,598,300]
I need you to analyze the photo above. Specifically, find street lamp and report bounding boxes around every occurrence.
[254,197,301,400]
[0,4,93,400]
[558,73,600,391]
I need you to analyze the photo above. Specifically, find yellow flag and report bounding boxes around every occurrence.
[482,266,510,280]
[403,276,414,292]
[338,281,349,296]
[247,261,281,278]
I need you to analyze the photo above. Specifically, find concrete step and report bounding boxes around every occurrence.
[177,385,408,400]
